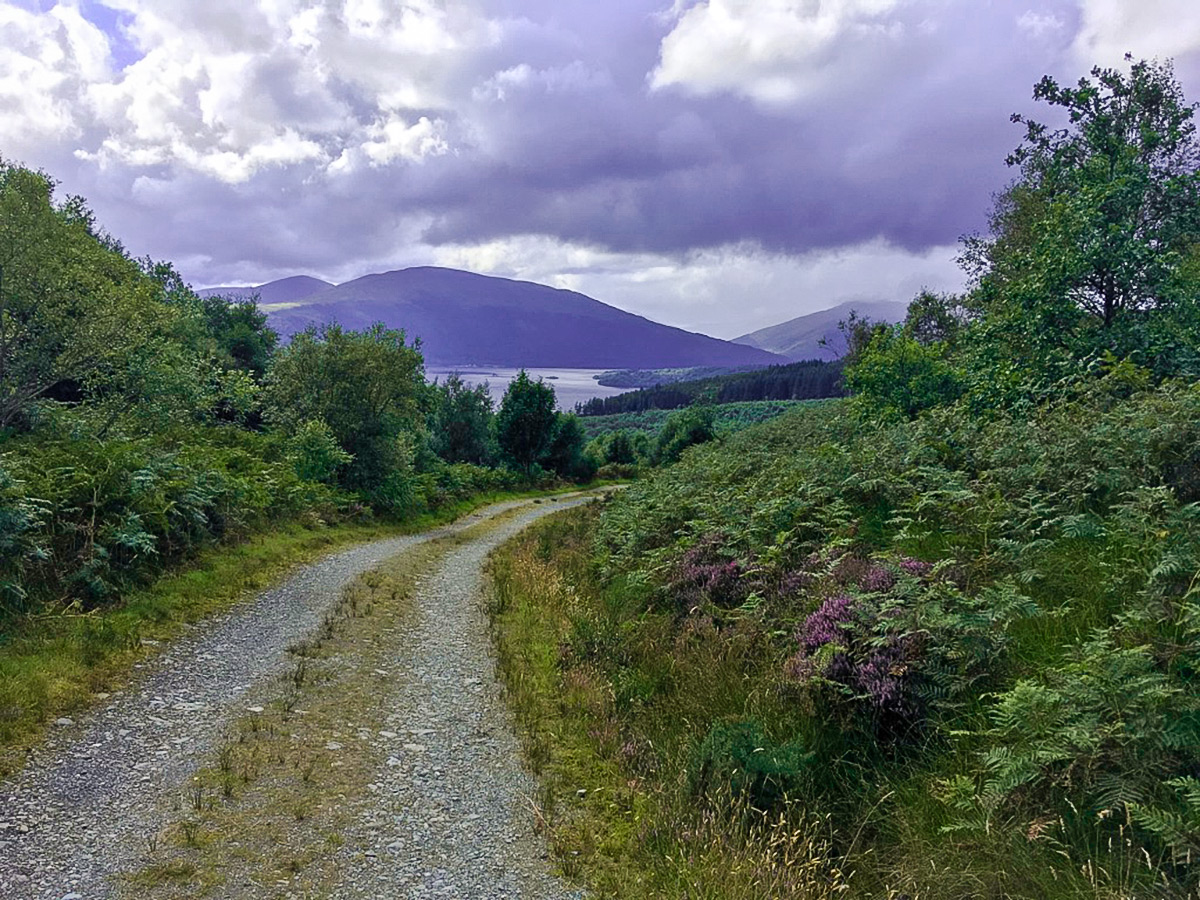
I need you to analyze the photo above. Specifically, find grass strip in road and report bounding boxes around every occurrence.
[0,485,612,778]
[118,536,451,898]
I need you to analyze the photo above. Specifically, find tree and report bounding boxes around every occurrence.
[199,294,279,378]
[0,161,182,430]
[843,324,964,421]
[542,413,596,481]
[264,322,425,498]
[430,373,494,465]
[496,370,557,477]
[961,58,1200,373]
[655,405,716,464]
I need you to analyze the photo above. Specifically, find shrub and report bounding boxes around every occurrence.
[692,719,812,808]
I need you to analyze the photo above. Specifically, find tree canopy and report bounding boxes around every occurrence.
[496,370,557,476]
[959,57,1200,393]
[264,322,425,496]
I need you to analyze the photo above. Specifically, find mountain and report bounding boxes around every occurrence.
[197,275,334,305]
[251,266,785,368]
[733,299,909,361]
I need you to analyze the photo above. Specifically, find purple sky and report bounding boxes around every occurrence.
[3,1,1200,337]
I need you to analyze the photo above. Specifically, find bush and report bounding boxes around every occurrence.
[692,719,812,808]
[655,405,716,464]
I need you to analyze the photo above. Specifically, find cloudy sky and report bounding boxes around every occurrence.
[3,1,1200,337]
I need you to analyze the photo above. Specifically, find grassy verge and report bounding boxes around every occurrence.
[0,483,610,777]
[486,506,851,900]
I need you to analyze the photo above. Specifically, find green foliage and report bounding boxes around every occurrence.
[847,60,1200,418]
[0,418,335,620]
[286,420,352,484]
[573,377,1200,895]
[0,160,190,431]
[580,400,811,442]
[541,413,597,481]
[843,326,963,421]
[263,322,425,505]
[692,719,812,808]
[577,359,843,416]
[429,372,495,465]
[197,293,279,378]
[655,405,716,464]
[496,369,557,476]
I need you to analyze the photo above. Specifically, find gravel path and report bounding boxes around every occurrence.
[330,498,592,900]
[0,496,589,900]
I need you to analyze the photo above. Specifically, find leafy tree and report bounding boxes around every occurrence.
[264,322,425,500]
[844,323,964,422]
[287,419,352,483]
[199,294,278,378]
[904,290,977,348]
[655,405,716,464]
[430,372,494,465]
[961,57,1200,381]
[542,413,597,481]
[496,370,557,477]
[604,430,638,465]
[0,161,181,430]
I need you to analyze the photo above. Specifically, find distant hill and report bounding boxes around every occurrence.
[197,275,334,305]
[734,300,909,361]
[239,266,784,369]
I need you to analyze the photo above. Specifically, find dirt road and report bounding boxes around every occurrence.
[0,495,596,900]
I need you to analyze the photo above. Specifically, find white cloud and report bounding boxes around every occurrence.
[1073,0,1200,68]
[0,3,110,157]
[1,0,490,182]
[432,234,963,338]
[361,115,450,165]
[1017,10,1065,40]
[651,0,904,105]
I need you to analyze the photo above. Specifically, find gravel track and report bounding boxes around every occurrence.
[0,496,588,900]
[330,498,592,900]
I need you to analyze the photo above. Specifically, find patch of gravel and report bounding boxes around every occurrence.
[330,498,592,899]
[0,498,571,900]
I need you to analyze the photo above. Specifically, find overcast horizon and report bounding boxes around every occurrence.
[3,1,1200,338]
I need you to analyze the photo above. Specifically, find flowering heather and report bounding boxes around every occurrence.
[859,564,896,593]
[667,536,750,611]
[785,562,926,730]
[898,557,932,577]
[795,593,857,653]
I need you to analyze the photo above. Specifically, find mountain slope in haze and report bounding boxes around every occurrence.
[197,275,334,305]
[261,266,785,368]
[734,299,909,361]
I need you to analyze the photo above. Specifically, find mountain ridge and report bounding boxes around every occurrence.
[734,299,909,361]
[200,266,786,369]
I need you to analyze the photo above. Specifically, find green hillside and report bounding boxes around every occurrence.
[486,59,1200,900]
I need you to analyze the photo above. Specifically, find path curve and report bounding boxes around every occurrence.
[0,495,593,900]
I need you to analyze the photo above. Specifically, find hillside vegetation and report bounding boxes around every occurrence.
[488,58,1200,899]
[578,400,817,440]
[0,159,602,758]
[576,358,843,416]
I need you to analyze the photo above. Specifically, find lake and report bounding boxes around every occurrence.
[426,367,627,411]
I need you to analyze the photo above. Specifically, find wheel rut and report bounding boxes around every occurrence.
[0,495,596,900]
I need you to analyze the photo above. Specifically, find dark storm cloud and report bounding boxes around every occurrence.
[4,0,1200,328]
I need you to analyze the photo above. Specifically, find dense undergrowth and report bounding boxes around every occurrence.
[578,400,818,440]
[491,379,1200,899]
